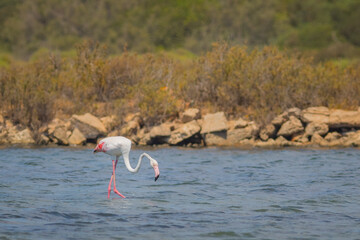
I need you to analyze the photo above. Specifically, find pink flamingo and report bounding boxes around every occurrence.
[93,136,160,199]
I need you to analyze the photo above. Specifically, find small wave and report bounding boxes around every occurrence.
[204,231,239,237]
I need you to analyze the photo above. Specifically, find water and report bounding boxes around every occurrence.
[1,147,360,240]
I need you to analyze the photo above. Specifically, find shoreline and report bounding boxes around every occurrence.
[1,142,359,151]
[1,106,360,150]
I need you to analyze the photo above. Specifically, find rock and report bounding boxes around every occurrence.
[324,132,342,142]
[120,120,140,136]
[100,115,117,132]
[344,130,360,147]
[168,120,201,145]
[180,108,200,123]
[305,122,329,137]
[150,123,172,138]
[203,131,227,146]
[255,138,276,148]
[275,136,290,147]
[272,108,301,126]
[301,106,330,124]
[228,117,248,130]
[108,129,120,137]
[292,134,309,143]
[72,113,106,140]
[53,126,69,145]
[138,132,151,146]
[203,122,259,146]
[149,123,173,144]
[46,118,70,135]
[277,116,304,138]
[328,109,360,128]
[8,128,35,144]
[238,138,256,147]
[320,131,347,147]
[259,124,276,141]
[227,122,259,143]
[311,133,326,145]
[39,134,50,145]
[200,112,228,134]
[68,127,86,145]
[131,128,145,144]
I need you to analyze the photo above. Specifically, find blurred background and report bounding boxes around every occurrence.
[1,0,359,61]
[0,0,359,136]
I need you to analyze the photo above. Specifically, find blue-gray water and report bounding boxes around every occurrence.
[1,147,360,240]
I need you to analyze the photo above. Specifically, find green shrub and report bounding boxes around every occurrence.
[0,42,359,130]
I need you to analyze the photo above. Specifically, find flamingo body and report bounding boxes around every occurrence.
[94,136,160,199]
[98,136,131,156]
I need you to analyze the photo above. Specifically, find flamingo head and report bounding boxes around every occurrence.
[93,141,106,153]
[150,158,160,181]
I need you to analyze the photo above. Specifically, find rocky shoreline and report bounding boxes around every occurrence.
[1,107,360,148]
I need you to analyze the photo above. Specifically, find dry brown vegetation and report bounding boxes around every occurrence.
[0,41,359,130]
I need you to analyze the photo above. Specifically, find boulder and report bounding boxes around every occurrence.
[180,108,201,123]
[120,120,140,136]
[108,129,120,137]
[168,120,201,145]
[324,132,342,142]
[150,123,172,138]
[200,112,228,134]
[71,113,106,140]
[46,118,69,136]
[227,122,259,143]
[228,117,248,130]
[100,115,117,132]
[203,131,227,146]
[259,124,276,141]
[138,131,151,146]
[131,128,146,145]
[238,138,256,147]
[149,123,173,144]
[68,127,86,145]
[328,109,360,128]
[39,134,50,145]
[277,116,304,138]
[255,138,276,148]
[274,136,291,147]
[53,126,69,145]
[272,108,301,127]
[7,128,35,144]
[343,130,360,147]
[292,134,309,144]
[305,122,329,137]
[311,133,326,145]
[301,106,330,124]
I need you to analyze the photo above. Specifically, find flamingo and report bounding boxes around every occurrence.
[93,136,160,199]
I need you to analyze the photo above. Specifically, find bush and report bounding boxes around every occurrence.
[0,42,359,129]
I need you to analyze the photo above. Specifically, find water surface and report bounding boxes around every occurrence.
[1,147,360,239]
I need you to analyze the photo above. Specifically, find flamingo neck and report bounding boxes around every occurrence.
[123,152,151,173]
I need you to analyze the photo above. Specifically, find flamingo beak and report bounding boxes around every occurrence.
[154,165,160,181]
[93,147,99,153]
[93,142,105,153]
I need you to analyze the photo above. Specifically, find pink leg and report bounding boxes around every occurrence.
[113,159,126,198]
[107,161,114,199]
